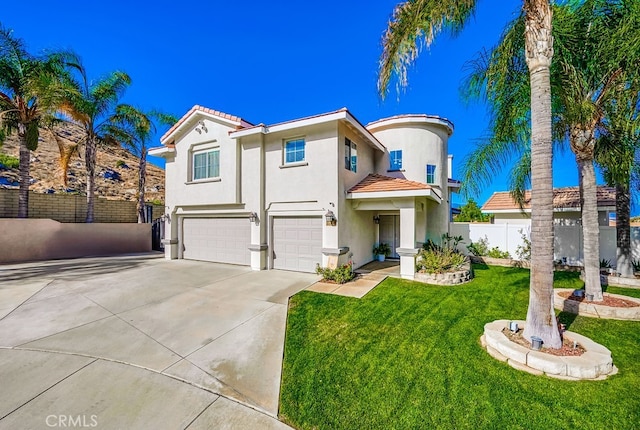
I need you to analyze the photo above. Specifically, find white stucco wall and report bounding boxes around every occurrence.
[164,116,240,209]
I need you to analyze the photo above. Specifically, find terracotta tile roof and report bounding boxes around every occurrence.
[482,186,616,211]
[348,174,432,193]
[160,105,253,143]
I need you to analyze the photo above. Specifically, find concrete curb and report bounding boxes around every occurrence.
[482,320,617,381]
[554,289,640,321]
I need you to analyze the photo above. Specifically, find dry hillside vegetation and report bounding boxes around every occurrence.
[0,123,165,203]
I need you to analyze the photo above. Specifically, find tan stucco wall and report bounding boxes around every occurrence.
[0,219,151,263]
[0,189,163,223]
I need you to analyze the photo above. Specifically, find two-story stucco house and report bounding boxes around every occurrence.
[149,105,459,279]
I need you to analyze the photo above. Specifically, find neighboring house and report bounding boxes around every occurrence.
[481,187,616,226]
[149,105,458,279]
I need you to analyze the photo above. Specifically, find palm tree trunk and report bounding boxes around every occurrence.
[85,136,96,223]
[522,0,562,349]
[616,182,633,277]
[17,124,30,219]
[137,152,146,223]
[578,157,603,301]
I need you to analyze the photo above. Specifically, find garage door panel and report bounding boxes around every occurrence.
[273,217,322,273]
[183,218,250,266]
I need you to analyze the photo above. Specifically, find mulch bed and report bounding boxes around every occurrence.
[501,327,585,356]
[559,291,640,308]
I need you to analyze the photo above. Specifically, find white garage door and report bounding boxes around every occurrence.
[182,218,250,265]
[273,217,323,272]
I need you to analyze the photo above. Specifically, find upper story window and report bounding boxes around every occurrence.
[389,150,402,171]
[284,138,306,164]
[193,149,220,180]
[426,164,436,184]
[345,138,357,172]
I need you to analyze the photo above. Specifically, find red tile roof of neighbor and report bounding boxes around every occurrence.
[482,186,617,211]
[161,105,253,142]
[348,174,432,193]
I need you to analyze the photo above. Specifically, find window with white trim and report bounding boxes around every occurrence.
[193,149,220,180]
[390,150,402,170]
[345,138,357,172]
[284,138,305,164]
[426,164,436,184]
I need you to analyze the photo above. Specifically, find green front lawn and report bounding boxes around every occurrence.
[280,265,640,430]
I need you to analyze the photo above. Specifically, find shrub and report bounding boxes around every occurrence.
[633,260,640,273]
[515,229,531,261]
[600,259,612,269]
[466,236,489,256]
[0,153,19,169]
[467,235,510,259]
[115,159,127,168]
[316,262,355,284]
[416,247,466,274]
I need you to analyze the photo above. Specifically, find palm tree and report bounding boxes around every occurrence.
[596,83,640,278]
[0,25,72,217]
[378,0,561,347]
[462,0,640,300]
[106,106,176,223]
[61,60,131,222]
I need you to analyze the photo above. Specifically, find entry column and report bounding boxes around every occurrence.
[397,203,418,279]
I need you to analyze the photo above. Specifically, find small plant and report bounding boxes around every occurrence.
[487,247,511,259]
[115,159,127,168]
[515,229,531,261]
[633,260,640,273]
[0,153,19,169]
[416,247,466,274]
[600,259,612,269]
[316,262,355,284]
[373,243,391,257]
[467,236,490,256]
[467,235,510,259]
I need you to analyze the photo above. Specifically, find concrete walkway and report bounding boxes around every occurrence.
[0,254,318,429]
[306,260,399,298]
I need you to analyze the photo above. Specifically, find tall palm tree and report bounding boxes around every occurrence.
[378,0,561,347]
[462,0,640,300]
[61,60,131,222]
[0,25,72,217]
[106,106,176,223]
[596,83,640,278]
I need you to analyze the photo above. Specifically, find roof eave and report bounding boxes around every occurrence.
[347,189,441,202]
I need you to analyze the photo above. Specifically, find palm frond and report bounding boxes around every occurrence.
[378,0,477,98]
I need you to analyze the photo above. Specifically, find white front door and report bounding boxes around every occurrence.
[379,215,400,258]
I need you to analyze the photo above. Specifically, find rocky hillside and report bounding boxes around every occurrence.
[0,124,165,203]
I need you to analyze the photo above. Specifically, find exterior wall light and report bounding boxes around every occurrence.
[325,210,337,226]
[373,215,380,224]
[249,212,259,223]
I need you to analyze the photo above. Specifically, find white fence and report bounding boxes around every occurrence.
[450,222,640,266]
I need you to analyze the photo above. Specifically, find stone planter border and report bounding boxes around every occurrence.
[600,274,640,289]
[481,319,617,381]
[415,259,473,286]
[554,289,640,321]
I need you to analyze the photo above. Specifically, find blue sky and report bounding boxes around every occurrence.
[3,0,597,209]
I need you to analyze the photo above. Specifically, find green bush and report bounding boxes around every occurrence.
[416,247,466,274]
[316,262,355,284]
[467,235,510,259]
[0,153,19,169]
[515,229,531,261]
[600,258,612,269]
[466,236,489,256]
[633,260,640,273]
[487,247,511,259]
[115,159,126,168]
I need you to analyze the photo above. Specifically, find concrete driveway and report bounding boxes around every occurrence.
[0,254,318,429]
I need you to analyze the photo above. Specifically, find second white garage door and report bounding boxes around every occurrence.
[272,217,322,272]
[182,217,250,265]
